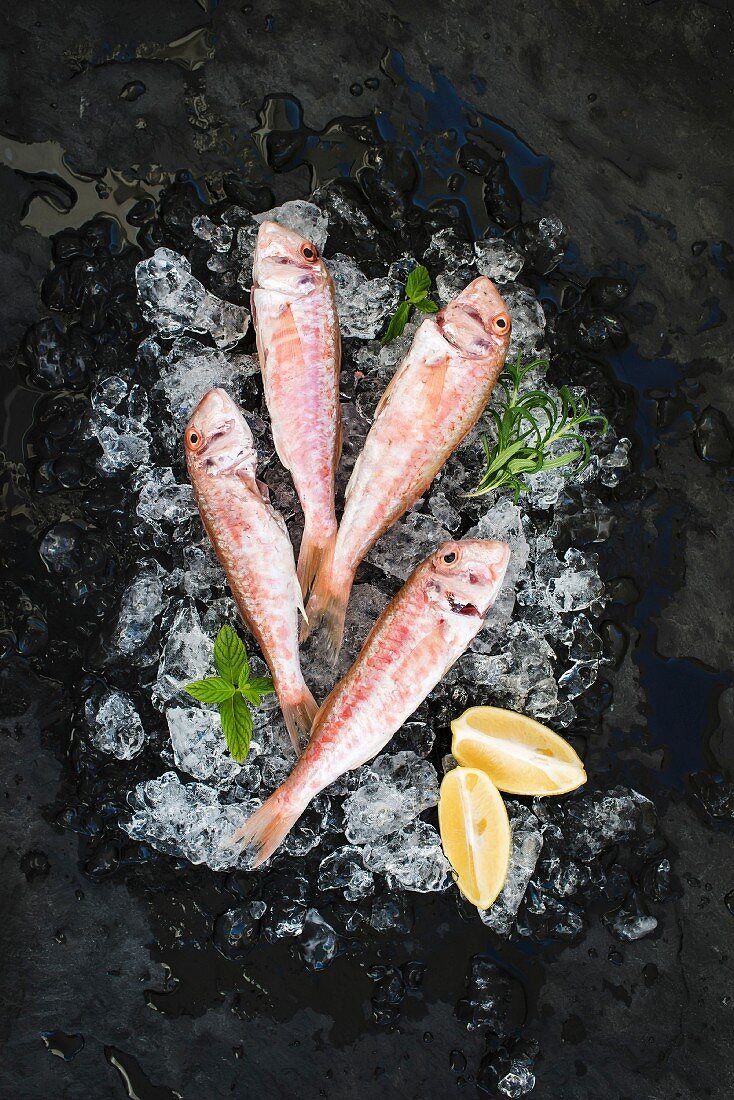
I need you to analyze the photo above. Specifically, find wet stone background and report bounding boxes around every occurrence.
[1,3,733,1099]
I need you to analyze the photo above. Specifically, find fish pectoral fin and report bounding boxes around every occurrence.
[418,356,449,425]
[256,477,271,501]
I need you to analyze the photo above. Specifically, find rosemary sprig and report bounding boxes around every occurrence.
[469,352,609,500]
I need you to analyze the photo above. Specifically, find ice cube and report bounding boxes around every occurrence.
[192,215,233,252]
[152,599,213,709]
[343,751,439,845]
[479,803,543,934]
[318,845,375,900]
[124,771,258,870]
[111,560,167,658]
[254,200,328,252]
[557,786,657,861]
[166,704,240,785]
[602,891,658,942]
[467,497,529,637]
[85,689,146,760]
[151,337,259,434]
[548,548,604,612]
[427,491,462,532]
[135,467,197,544]
[327,253,401,339]
[366,512,451,581]
[135,247,250,349]
[299,909,340,970]
[501,283,547,360]
[363,819,451,893]
[474,238,525,283]
[95,418,151,474]
[498,1065,536,1098]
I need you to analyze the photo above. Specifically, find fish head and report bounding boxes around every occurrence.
[426,538,511,618]
[184,388,258,479]
[436,276,511,359]
[252,220,330,296]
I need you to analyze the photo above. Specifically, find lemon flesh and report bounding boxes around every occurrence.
[452,705,587,797]
[438,767,511,909]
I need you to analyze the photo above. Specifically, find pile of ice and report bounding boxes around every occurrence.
[82,196,639,939]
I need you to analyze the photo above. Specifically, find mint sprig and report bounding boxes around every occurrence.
[381,264,439,344]
[185,624,274,763]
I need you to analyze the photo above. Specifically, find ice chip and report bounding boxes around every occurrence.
[166,704,240,785]
[479,803,543,934]
[328,253,401,339]
[153,599,212,709]
[151,337,259,434]
[254,200,328,252]
[135,467,197,544]
[124,771,258,870]
[366,511,451,582]
[86,689,146,760]
[299,909,340,970]
[112,560,167,657]
[318,845,375,900]
[363,820,451,893]
[343,751,439,845]
[135,247,249,348]
[474,238,525,282]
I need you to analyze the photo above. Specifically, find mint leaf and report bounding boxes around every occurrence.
[405,264,431,303]
[381,300,412,345]
[219,694,253,763]
[240,675,276,706]
[184,677,237,703]
[214,624,248,685]
[414,298,439,313]
[248,676,275,696]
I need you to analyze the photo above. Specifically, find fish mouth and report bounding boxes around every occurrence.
[446,593,483,617]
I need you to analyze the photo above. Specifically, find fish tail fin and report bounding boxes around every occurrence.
[229,789,304,868]
[281,683,318,755]
[297,521,336,601]
[303,563,353,662]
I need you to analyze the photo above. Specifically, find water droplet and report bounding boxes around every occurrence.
[725,889,734,916]
[350,83,363,97]
[120,81,146,102]
[450,1049,467,1072]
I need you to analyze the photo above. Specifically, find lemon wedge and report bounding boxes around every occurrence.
[438,767,511,909]
[451,705,587,797]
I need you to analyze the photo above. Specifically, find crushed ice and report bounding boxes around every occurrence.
[80,198,642,943]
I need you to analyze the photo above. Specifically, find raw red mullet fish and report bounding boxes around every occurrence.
[304,275,511,658]
[230,538,511,865]
[184,388,317,753]
[251,220,341,598]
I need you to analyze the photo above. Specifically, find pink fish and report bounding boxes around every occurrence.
[304,275,511,657]
[184,388,316,753]
[231,539,511,865]
[251,220,341,598]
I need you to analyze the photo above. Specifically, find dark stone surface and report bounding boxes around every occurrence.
[1,2,733,1098]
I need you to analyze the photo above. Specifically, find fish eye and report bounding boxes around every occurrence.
[443,550,458,564]
[491,311,511,336]
[186,428,205,452]
[300,242,319,262]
